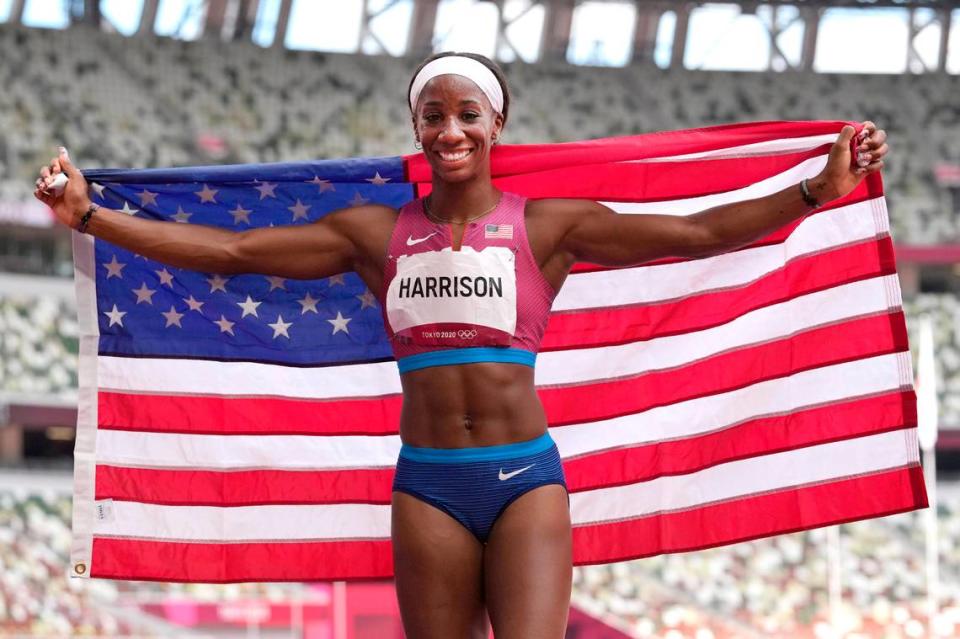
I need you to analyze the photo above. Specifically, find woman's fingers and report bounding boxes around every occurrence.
[859,129,886,152]
[869,142,889,161]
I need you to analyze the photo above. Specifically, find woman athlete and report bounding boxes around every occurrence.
[36,52,888,638]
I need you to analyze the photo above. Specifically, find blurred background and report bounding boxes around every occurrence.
[1,0,959,637]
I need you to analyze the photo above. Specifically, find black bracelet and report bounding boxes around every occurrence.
[77,203,99,234]
[799,178,820,209]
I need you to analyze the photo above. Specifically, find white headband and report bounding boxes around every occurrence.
[408,56,504,114]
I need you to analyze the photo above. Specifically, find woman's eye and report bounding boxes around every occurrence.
[462,112,479,121]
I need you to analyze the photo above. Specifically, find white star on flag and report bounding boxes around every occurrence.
[266,276,286,291]
[308,176,334,193]
[161,306,185,328]
[356,289,377,309]
[156,268,175,287]
[230,203,252,225]
[172,206,193,223]
[89,183,106,198]
[207,274,229,293]
[103,255,126,279]
[268,315,293,339]
[119,201,139,216]
[255,181,278,199]
[103,304,126,327]
[195,184,219,203]
[327,311,351,335]
[298,292,320,314]
[349,192,370,207]
[288,199,311,221]
[132,282,156,305]
[136,189,158,206]
[328,273,346,286]
[183,295,204,312]
[237,295,262,318]
[214,315,235,335]
[366,172,390,186]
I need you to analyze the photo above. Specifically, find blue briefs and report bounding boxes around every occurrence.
[392,431,567,543]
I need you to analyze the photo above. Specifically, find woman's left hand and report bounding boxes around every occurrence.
[812,121,888,204]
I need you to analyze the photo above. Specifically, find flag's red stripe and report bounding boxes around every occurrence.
[571,464,927,566]
[545,237,896,350]
[88,464,922,582]
[90,537,395,582]
[99,311,906,435]
[95,465,397,506]
[568,176,881,274]
[496,147,831,201]
[98,391,404,435]
[539,311,907,427]
[93,390,912,506]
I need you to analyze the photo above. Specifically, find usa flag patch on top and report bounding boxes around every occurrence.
[485,223,513,239]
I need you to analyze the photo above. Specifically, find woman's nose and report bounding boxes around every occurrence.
[438,117,466,141]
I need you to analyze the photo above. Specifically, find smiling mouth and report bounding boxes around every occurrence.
[435,148,474,163]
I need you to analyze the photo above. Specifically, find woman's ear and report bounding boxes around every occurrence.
[492,112,505,143]
[411,115,421,146]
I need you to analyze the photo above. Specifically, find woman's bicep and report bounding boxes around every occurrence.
[231,210,358,279]
[563,202,711,266]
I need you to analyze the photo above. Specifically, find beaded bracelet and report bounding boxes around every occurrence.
[799,178,820,209]
[77,203,99,234]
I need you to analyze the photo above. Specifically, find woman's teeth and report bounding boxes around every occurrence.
[438,149,473,162]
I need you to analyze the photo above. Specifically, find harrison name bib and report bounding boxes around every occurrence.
[385,245,517,347]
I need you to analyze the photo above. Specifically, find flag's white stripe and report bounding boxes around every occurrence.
[99,274,899,398]
[95,353,908,470]
[550,352,908,457]
[98,356,403,400]
[97,431,402,470]
[603,154,827,216]
[553,199,885,311]
[629,133,837,164]
[91,429,913,542]
[94,500,392,541]
[539,275,897,386]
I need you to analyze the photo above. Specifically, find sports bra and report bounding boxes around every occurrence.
[380,192,557,373]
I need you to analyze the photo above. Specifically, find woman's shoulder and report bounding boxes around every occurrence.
[524,196,604,221]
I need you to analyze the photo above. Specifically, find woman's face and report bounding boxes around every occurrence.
[411,74,504,183]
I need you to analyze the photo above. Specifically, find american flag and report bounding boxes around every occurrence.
[484,223,513,239]
[69,121,926,583]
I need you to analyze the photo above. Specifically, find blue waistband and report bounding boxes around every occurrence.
[396,347,536,374]
[399,431,555,463]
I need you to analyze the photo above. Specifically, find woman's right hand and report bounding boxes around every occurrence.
[34,147,91,230]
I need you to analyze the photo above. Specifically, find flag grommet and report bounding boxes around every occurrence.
[74,563,87,575]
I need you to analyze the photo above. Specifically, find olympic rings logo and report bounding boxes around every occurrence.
[457,329,478,340]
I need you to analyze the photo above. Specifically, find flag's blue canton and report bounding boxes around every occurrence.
[83,157,413,365]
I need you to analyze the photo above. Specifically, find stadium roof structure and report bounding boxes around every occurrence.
[5,0,958,72]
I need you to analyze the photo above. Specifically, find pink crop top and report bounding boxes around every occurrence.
[379,192,557,373]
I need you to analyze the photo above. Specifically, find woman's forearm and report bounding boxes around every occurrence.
[82,205,244,273]
[691,176,837,256]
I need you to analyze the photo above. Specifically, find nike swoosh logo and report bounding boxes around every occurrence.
[498,463,535,481]
[406,232,437,246]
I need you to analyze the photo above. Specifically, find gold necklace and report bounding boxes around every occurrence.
[423,194,501,225]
